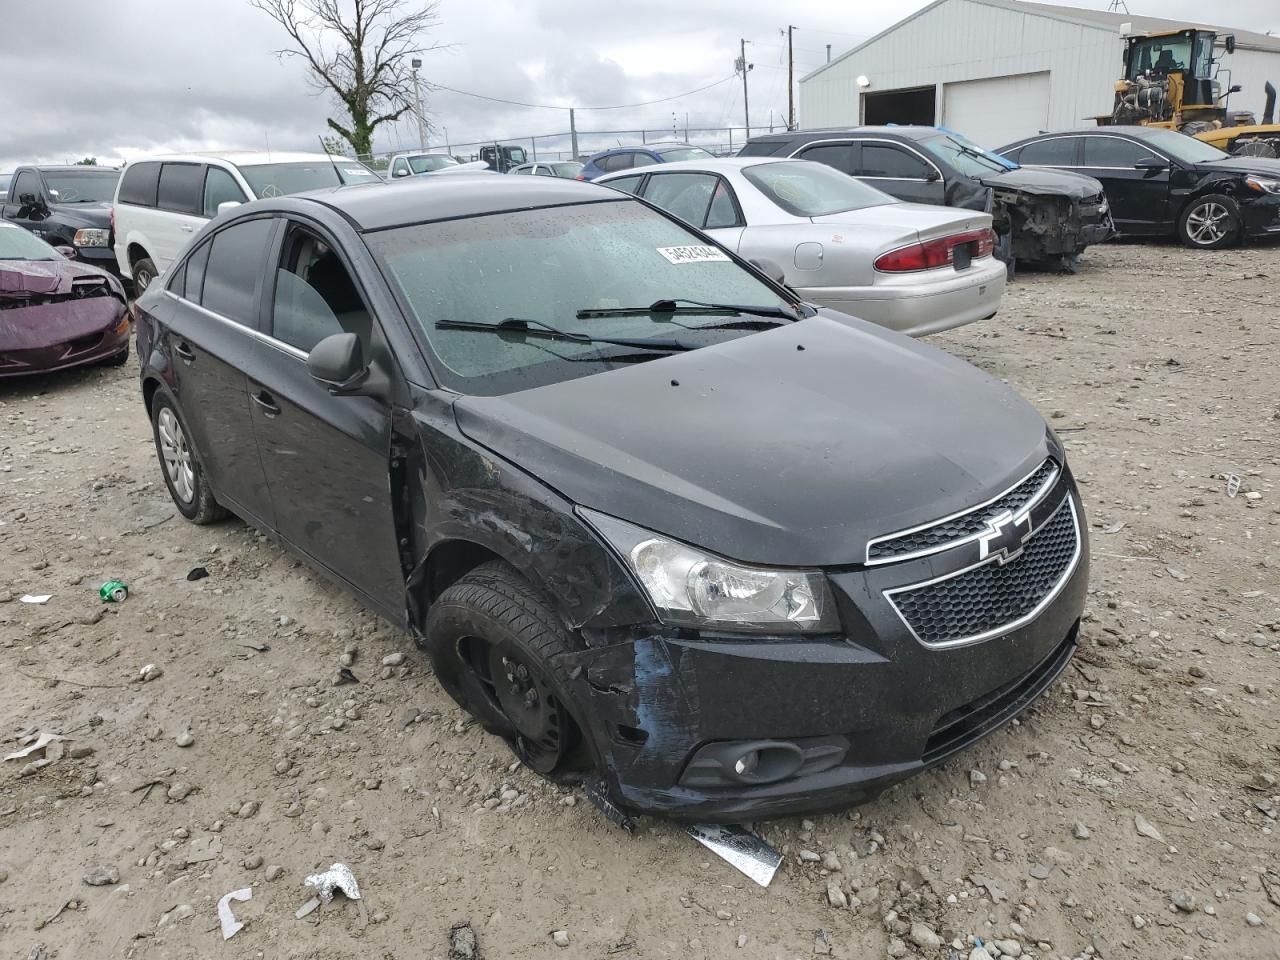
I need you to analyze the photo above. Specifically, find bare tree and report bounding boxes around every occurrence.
[251,0,443,157]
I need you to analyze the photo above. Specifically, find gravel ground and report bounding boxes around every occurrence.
[1,240,1278,960]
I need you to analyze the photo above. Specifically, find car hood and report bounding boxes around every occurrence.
[50,200,112,229]
[1193,155,1280,177]
[453,316,1052,567]
[977,167,1105,199]
[0,257,120,297]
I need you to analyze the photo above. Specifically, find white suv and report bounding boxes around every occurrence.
[112,152,380,290]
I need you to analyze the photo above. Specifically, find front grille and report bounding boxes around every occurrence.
[867,460,1058,563]
[922,625,1077,763]
[888,496,1079,647]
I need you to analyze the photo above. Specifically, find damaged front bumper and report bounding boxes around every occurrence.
[996,191,1115,267]
[0,296,129,377]
[563,490,1089,822]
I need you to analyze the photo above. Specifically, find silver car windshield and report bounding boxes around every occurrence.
[742,161,896,217]
[367,199,789,395]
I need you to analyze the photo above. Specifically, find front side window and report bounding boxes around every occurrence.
[409,155,459,174]
[534,166,555,177]
[270,225,373,354]
[1016,138,1080,166]
[201,217,274,325]
[157,163,204,215]
[858,143,933,180]
[643,173,719,227]
[1083,137,1160,167]
[203,167,247,217]
[743,161,897,217]
[10,171,40,204]
[366,199,790,395]
[391,158,410,178]
[42,170,120,204]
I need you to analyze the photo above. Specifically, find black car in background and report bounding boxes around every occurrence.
[998,126,1280,249]
[134,175,1086,821]
[1,165,121,275]
[741,126,1114,270]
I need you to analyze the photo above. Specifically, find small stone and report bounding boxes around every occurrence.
[138,663,163,682]
[552,929,570,947]
[909,922,942,950]
[822,851,841,872]
[887,938,909,959]
[1134,814,1163,841]
[970,769,987,787]
[166,781,194,802]
[274,758,292,775]
[1246,773,1277,792]
[1073,822,1091,840]
[238,800,260,818]
[1133,915,1146,929]
[970,949,994,960]
[381,652,406,667]
[715,908,731,920]
[69,745,95,759]
[737,934,748,948]
[83,865,120,886]
[399,707,421,728]
[1029,862,1052,880]
[175,730,194,748]
[0,868,7,884]
[159,903,194,927]
[798,849,820,863]
[1170,890,1196,912]
[243,854,264,869]
[1188,665,1207,678]
[1246,912,1263,927]
[265,864,285,881]
[992,939,1022,957]
[827,880,848,909]
[363,778,381,790]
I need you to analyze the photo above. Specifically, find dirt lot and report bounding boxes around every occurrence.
[1,240,1278,960]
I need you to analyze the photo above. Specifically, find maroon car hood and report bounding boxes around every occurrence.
[0,258,103,296]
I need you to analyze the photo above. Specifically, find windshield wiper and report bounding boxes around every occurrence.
[435,317,692,352]
[577,298,801,321]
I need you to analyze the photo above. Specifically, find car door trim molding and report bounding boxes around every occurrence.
[786,137,943,183]
[163,290,309,362]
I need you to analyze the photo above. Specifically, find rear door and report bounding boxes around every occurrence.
[851,140,946,205]
[1079,135,1172,234]
[242,217,404,615]
[793,141,856,175]
[160,216,277,526]
[153,162,208,269]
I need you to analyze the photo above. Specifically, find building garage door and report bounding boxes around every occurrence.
[942,72,1050,147]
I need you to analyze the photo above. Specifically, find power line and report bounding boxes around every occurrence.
[431,75,738,112]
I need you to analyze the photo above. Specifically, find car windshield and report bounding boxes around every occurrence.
[742,160,896,216]
[409,155,459,173]
[43,170,120,203]
[920,134,1012,176]
[367,199,791,395]
[658,147,715,162]
[0,222,58,260]
[552,162,584,177]
[1134,128,1229,163]
[237,160,381,197]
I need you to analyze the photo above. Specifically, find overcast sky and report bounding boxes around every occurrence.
[3,0,1278,169]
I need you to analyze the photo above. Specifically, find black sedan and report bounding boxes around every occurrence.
[134,175,1087,821]
[740,126,1114,270]
[998,126,1280,249]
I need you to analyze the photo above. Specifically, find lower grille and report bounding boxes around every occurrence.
[888,495,1080,647]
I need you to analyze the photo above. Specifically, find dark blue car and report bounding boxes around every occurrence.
[580,142,715,180]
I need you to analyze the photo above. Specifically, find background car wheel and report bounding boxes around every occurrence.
[150,393,226,524]
[425,561,587,777]
[1177,194,1241,249]
[103,344,130,368]
[132,257,158,293]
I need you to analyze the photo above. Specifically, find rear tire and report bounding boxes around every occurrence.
[1177,194,1241,249]
[424,562,587,777]
[150,392,226,524]
[132,257,158,293]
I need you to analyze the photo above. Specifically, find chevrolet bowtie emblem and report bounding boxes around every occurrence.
[979,511,1033,565]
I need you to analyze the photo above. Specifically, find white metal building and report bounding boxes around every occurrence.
[798,0,1280,147]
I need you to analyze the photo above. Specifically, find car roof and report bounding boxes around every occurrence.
[747,126,941,143]
[35,164,121,172]
[597,157,788,178]
[1012,126,1159,139]
[123,151,357,166]
[296,174,623,231]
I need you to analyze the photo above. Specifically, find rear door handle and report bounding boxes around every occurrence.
[180,224,195,233]
[174,341,195,363]
[251,390,281,418]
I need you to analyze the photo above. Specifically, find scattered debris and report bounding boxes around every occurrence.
[295,897,322,920]
[20,595,52,604]
[1226,473,1241,498]
[1134,814,1164,841]
[185,836,222,864]
[186,566,209,582]
[158,903,195,928]
[4,732,67,762]
[449,920,479,959]
[82,865,119,887]
[304,863,361,903]
[98,580,128,602]
[585,777,635,832]
[217,887,252,940]
[686,823,782,888]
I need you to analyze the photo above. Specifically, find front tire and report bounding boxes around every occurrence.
[150,392,225,524]
[425,562,586,777]
[132,257,158,293]
[1177,194,1241,249]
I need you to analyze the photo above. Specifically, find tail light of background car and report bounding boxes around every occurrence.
[874,228,997,272]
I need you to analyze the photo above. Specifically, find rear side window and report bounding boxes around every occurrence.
[632,153,659,168]
[1017,138,1079,166]
[1083,137,1158,167]
[859,144,932,179]
[203,167,247,218]
[201,218,274,325]
[797,142,855,174]
[157,163,205,215]
[596,154,633,173]
[118,162,161,207]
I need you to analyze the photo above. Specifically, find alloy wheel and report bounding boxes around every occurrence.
[1185,202,1231,245]
[157,407,195,504]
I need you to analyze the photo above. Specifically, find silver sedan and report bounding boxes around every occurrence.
[597,157,1006,337]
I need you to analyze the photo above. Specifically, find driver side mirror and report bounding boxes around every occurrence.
[1133,157,1169,171]
[1225,34,1236,54]
[747,257,788,286]
[925,169,942,182]
[54,245,77,259]
[216,200,241,217]
[18,192,38,206]
[392,168,410,178]
[308,333,369,394]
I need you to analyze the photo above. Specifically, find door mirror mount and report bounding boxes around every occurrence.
[307,332,387,399]
[925,169,942,182]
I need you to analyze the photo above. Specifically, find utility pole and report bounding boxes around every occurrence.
[737,39,753,139]
[410,58,427,151]
[787,25,796,130]
[569,108,579,160]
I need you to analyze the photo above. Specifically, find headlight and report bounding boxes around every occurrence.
[73,228,110,247]
[582,509,838,634]
[1245,175,1280,195]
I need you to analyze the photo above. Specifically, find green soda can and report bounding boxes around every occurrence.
[99,580,129,602]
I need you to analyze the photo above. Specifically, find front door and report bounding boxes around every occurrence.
[242,218,404,615]
[1079,136,1172,235]
[851,141,947,205]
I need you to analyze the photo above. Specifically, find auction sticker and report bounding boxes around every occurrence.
[656,245,730,264]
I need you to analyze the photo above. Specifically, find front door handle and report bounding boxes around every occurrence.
[174,341,195,363]
[251,390,281,418]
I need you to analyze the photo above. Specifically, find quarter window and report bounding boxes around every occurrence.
[270,224,373,354]
[201,217,273,325]
[858,144,932,179]
[203,167,247,218]
[118,161,161,207]
[183,239,212,303]
[1017,138,1079,166]
[704,180,740,229]
[1083,137,1159,167]
[157,163,205,215]
[606,175,645,195]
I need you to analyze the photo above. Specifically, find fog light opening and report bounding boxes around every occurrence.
[725,741,805,785]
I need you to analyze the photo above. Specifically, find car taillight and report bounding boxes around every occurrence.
[874,228,997,272]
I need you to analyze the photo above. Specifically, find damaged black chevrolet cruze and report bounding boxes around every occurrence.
[135,175,1088,821]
